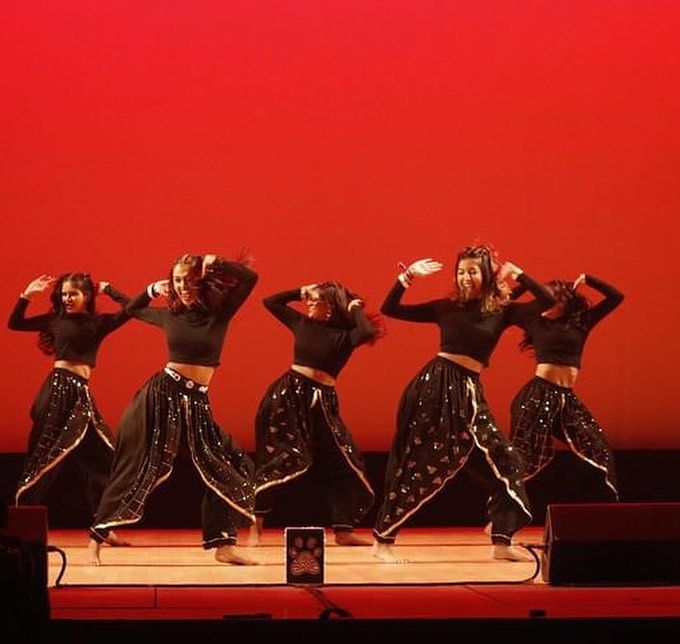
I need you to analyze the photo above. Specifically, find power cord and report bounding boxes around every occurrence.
[46,544,67,586]
[301,585,354,620]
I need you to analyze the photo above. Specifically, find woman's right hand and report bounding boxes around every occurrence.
[572,273,586,291]
[151,279,170,298]
[300,283,319,300]
[22,274,54,299]
[405,258,444,277]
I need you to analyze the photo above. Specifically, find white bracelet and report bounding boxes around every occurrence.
[397,273,412,288]
[147,283,158,299]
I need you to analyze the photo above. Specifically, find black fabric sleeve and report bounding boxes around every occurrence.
[125,290,166,327]
[585,274,624,327]
[99,284,133,333]
[510,283,529,301]
[380,281,439,322]
[515,272,556,311]
[7,298,52,332]
[348,307,377,347]
[262,290,305,329]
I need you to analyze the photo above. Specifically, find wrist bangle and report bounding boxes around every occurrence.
[147,283,158,298]
[398,273,412,288]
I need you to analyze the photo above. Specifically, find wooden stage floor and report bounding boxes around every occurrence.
[44,526,680,626]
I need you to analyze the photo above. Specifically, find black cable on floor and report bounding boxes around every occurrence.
[46,544,67,587]
[300,585,354,620]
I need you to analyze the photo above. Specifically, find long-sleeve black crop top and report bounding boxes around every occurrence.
[125,260,258,367]
[263,289,376,378]
[380,273,555,367]
[510,274,624,368]
[8,285,131,367]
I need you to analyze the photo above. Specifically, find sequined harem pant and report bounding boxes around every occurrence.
[15,368,114,516]
[91,368,255,548]
[510,376,618,498]
[373,357,531,545]
[254,370,374,532]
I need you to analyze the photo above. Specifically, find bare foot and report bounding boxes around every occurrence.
[87,538,102,566]
[483,522,492,537]
[492,544,533,562]
[215,545,260,565]
[105,530,132,547]
[370,540,408,563]
[335,531,371,546]
[245,516,264,547]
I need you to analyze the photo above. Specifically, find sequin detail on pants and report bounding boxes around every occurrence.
[92,370,255,546]
[15,368,114,505]
[254,370,374,527]
[374,357,531,540]
[511,376,618,498]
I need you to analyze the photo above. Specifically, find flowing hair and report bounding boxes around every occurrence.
[38,273,97,355]
[312,281,386,345]
[519,279,591,353]
[451,243,510,314]
[167,250,254,314]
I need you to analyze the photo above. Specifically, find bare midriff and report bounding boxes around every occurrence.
[166,362,215,386]
[54,360,91,380]
[291,364,336,387]
[535,363,579,388]
[437,352,483,374]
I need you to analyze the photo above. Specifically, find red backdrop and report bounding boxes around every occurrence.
[2,2,677,452]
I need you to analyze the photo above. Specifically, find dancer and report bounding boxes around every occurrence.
[248,281,382,547]
[372,245,556,562]
[8,273,131,546]
[89,253,258,565]
[504,272,624,510]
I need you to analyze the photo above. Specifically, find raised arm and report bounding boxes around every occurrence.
[125,281,168,327]
[262,289,306,329]
[500,262,556,311]
[577,273,624,326]
[8,275,54,331]
[380,258,443,322]
[98,282,133,333]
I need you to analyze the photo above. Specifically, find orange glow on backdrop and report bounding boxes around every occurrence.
[2,2,678,452]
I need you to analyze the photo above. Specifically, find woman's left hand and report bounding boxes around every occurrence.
[572,273,586,291]
[498,261,523,281]
[202,254,217,277]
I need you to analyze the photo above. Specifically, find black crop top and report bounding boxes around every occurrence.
[126,260,258,367]
[381,273,555,367]
[7,285,131,367]
[263,289,376,378]
[510,274,624,368]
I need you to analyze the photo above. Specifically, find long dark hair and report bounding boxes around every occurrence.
[38,273,97,355]
[451,244,509,314]
[167,251,253,314]
[313,281,386,345]
[519,279,591,352]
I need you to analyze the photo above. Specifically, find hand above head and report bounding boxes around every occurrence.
[572,273,586,291]
[498,261,524,282]
[97,281,110,294]
[151,279,170,298]
[201,254,217,277]
[300,283,319,299]
[403,258,444,278]
[22,274,55,299]
[347,298,364,311]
